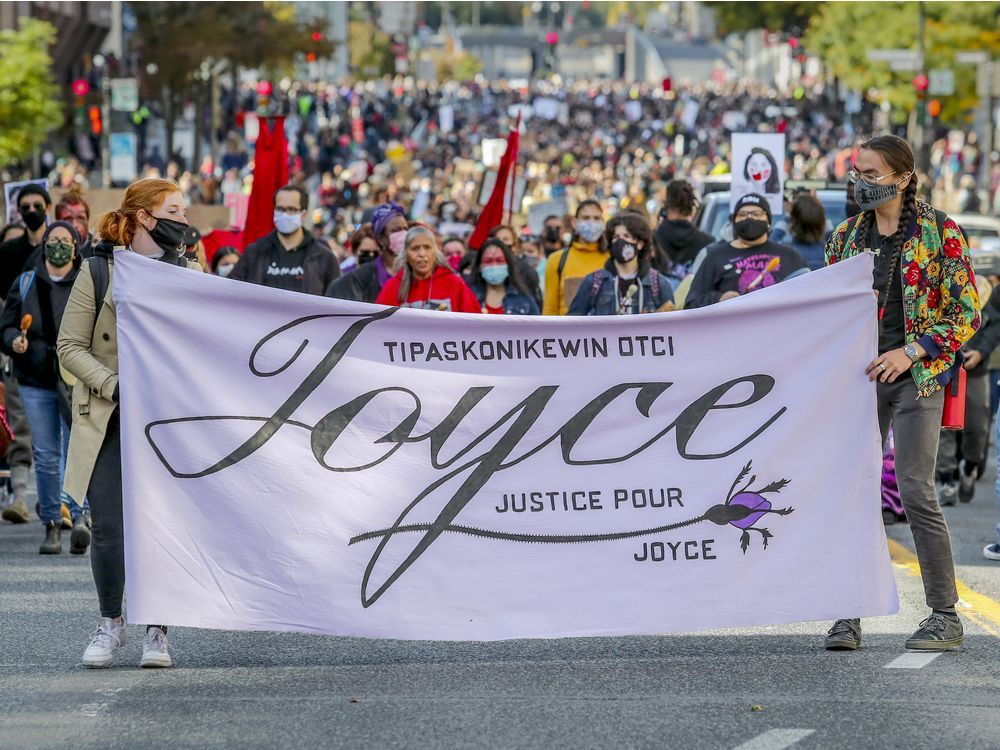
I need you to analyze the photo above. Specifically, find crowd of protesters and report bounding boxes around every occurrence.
[0,91,998,669]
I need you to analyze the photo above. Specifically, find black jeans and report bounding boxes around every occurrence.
[88,411,125,619]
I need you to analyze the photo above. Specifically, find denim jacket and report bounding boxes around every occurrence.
[470,282,540,315]
[567,268,674,316]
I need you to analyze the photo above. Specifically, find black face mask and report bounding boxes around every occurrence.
[610,237,639,264]
[544,226,561,243]
[733,218,769,242]
[148,216,189,253]
[21,209,46,232]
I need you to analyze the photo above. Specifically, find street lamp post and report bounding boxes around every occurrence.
[94,54,112,188]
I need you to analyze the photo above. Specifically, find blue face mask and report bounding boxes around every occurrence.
[481,264,509,286]
[576,219,605,243]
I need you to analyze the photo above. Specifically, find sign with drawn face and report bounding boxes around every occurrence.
[112,252,896,641]
[731,133,786,218]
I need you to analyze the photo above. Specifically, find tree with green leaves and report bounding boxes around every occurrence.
[805,2,1000,123]
[706,2,819,36]
[0,18,63,169]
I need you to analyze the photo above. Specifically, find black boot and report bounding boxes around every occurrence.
[39,522,62,555]
[70,511,92,555]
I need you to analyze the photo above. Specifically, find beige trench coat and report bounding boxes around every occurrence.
[56,248,201,504]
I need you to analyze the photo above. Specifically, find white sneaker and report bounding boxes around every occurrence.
[81,617,127,668]
[140,627,172,668]
[984,543,1000,561]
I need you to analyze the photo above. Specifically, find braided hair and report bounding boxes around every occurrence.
[852,135,918,318]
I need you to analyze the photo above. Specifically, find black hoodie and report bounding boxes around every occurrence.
[0,251,80,388]
[654,219,714,273]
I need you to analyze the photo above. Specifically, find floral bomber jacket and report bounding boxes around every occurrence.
[825,200,981,397]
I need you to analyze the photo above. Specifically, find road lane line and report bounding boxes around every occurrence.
[887,539,1000,639]
[884,652,941,669]
[732,728,815,750]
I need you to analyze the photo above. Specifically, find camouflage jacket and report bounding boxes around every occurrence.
[825,200,981,397]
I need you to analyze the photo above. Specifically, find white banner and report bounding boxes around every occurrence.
[115,252,897,640]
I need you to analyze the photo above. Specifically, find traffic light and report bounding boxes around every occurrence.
[311,31,322,43]
[545,31,559,45]
[913,74,929,92]
[72,79,90,97]
[928,99,942,118]
[257,80,272,111]
[88,105,103,135]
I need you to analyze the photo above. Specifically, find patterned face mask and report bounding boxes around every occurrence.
[44,238,75,267]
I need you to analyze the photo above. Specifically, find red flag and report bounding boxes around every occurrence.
[243,116,289,247]
[468,115,520,250]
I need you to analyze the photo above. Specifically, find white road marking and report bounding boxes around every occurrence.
[884,652,942,669]
[733,728,816,750]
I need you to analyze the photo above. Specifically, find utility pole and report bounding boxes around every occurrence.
[915,2,929,174]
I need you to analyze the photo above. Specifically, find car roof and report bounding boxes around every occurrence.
[951,214,1000,229]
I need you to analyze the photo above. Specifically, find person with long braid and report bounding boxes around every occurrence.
[824,135,981,652]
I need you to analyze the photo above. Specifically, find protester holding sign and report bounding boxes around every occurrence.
[824,134,981,652]
[569,213,673,316]
[543,200,610,315]
[468,238,539,315]
[0,221,90,554]
[327,201,408,303]
[376,225,481,313]
[57,178,203,669]
[684,194,805,309]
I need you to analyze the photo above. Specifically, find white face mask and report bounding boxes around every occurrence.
[217,264,235,277]
[274,211,303,236]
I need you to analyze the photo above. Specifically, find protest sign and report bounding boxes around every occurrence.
[731,133,786,217]
[3,179,50,225]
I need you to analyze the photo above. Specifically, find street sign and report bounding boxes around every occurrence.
[109,132,138,183]
[928,68,954,96]
[956,50,989,65]
[868,49,922,64]
[110,78,139,112]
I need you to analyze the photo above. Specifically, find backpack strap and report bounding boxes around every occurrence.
[589,270,604,298]
[88,254,111,321]
[557,248,570,280]
[650,269,660,303]
[17,271,36,302]
[934,208,947,246]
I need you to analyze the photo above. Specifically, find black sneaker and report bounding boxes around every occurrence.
[905,611,963,651]
[70,512,92,555]
[825,618,861,650]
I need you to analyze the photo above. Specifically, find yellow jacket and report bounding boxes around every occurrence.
[543,241,609,315]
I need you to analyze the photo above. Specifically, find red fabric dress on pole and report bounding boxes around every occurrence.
[243,116,289,247]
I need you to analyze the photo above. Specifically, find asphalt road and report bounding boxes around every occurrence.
[2,470,999,750]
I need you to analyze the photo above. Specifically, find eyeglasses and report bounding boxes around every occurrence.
[847,169,898,184]
[735,209,768,221]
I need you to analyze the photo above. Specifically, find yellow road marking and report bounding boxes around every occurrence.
[888,538,1000,639]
